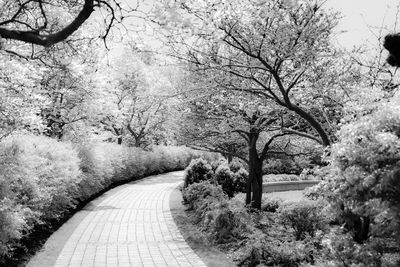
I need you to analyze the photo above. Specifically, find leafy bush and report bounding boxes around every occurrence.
[312,227,400,267]
[215,164,236,197]
[0,135,81,261]
[205,198,251,242]
[263,174,300,182]
[261,196,282,212]
[214,163,247,197]
[238,229,319,267]
[0,200,31,259]
[232,168,248,193]
[183,182,252,243]
[299,167,322,181]
[228,160,245,173]
[278,200,327,240]
[184,157,248,197]
[182,181,227,210]
[308,105,400,247]
[210,158,227,172]
[183,158,213,187]
[263,156,315,175]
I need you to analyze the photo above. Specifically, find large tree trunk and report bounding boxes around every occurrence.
[245,172,252,205]
[134,136,142,147]
[250,158,263,209]
[227,153,233,163]
[246,136,263,209]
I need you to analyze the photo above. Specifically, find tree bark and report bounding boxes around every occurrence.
[250,157,263,210]
[247,134,263,209]
[354,216,370,243]
[227,154,233,163]
[245,172,252,205]
[134,136,142,147]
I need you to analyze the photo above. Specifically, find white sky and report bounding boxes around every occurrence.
[113,0,400,54]
[325,0,400,49]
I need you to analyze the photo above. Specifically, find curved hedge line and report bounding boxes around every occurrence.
[0,134,218,264]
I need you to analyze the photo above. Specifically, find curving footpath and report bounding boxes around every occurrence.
[27,171,206,267]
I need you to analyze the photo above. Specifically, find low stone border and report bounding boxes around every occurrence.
[262,180,320,193]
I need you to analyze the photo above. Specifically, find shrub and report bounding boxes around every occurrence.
[238,233,318,267]
[205,198,251,242]
[0,200,31,259]
[210,158,227,172]
[183,182,252,242]
[263,156,315,175]
[262,238,315,266]
[228,160,245,173]
[309,105,400,248]
[299,167,321,181]
[215,164,236,197]
[0,135,81,262]
[183,158,213,187]
[0,135,81,221]
[182,181,227,210]
[278,200,327,240]
[232,168,247,193]
[314,228,400,267]
[263,174,300,182]
[261,196,282,212]
[215,163,248,197]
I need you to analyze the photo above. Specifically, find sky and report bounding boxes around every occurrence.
[325,0,400,49]
[111,0,400,55]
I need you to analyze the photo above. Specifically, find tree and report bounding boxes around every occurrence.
[0,0,137,47]
[156,0,345,147]
[0,53,44,140]
[39,63,92,140]
[92,46,173,147]
[178,82,321,208]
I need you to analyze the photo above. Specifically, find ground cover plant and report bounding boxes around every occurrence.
[0,134,217,265]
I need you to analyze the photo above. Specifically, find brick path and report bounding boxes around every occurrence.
[28,171,206,267]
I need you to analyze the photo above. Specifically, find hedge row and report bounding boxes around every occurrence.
[0,134,218,263]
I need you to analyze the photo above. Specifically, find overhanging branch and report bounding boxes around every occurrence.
[0,0,94,46]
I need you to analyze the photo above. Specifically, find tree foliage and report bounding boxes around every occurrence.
[91,46,175,147]
[308,103,400,245]
[156,0,350,147]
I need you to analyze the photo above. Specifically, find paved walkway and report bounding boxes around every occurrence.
[28,171,206,267]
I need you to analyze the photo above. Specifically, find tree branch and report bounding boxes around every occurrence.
[0,0,94,46]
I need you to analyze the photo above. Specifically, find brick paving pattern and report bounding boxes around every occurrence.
[52,172,206,267]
